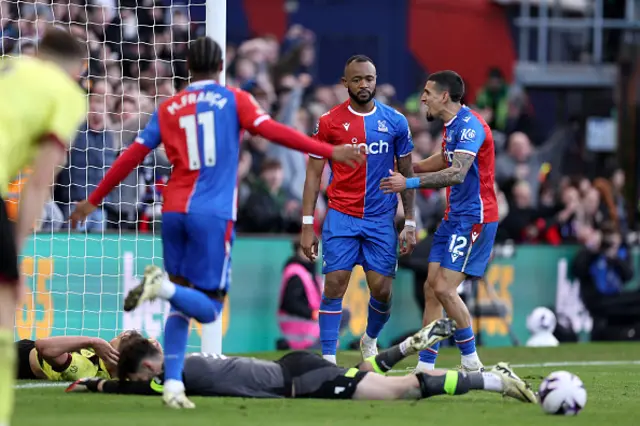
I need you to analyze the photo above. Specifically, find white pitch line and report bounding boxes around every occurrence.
[15,382,70,389]
[16,360,640,388]
[388,360,640,374]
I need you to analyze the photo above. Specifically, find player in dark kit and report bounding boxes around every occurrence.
[66,320,536,403]
[380,71,499,373]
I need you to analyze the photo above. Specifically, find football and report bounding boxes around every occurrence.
[538,371,587,415]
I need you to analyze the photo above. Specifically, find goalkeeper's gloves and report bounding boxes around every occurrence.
[65,378,104,393]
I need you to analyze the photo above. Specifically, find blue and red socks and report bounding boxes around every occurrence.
[364,296,391,340]
[454,326,476,356]
[319,295,343,363]
[418,341,440,370]
[163,310,190,383]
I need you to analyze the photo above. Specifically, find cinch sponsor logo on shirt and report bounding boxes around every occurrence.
[345,139,389,155]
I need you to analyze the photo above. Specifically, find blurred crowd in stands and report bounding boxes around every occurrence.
[1,0,634,249]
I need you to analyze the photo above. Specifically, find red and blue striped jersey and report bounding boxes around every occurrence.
[311,100,413,218]
[135,80,268,220]
[441,106,498,223]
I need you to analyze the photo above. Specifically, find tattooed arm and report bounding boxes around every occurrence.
[380,152,476,194]
[396,155,415,220]
[416,152,475,189]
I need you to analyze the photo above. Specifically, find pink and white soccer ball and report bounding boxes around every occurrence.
[538,371,587,415]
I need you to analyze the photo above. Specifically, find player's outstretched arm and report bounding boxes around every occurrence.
[413,152,447,174]
[380,152,475,193]
[66,378,159,395]
[300,157,325,261]
[254,119,363,167]
[15,140,66,252]
[413,152,475,188]
[234,89,363,165]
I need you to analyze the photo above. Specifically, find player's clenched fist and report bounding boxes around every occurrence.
[301,224,319,262]
[399,226,417,256]
[330,145,365,168]
[69,200,97,228]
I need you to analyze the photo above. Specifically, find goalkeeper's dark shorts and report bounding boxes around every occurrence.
[276,351,368,400]
[0,196,19,283]
[16,339,37,380]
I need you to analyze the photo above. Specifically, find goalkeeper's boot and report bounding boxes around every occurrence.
[124,265,164,312]
[409,318,457,352]
[163,391,196,409]
[360,334,379,360]
[490,362,537,403]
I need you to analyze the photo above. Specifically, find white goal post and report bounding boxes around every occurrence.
[201,0,226,355]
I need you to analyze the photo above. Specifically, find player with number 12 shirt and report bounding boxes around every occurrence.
[380,71,498,374]
[71,37,363,409]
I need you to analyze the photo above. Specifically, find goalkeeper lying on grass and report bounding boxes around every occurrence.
[66,319,536,403]
[16,331,161,381]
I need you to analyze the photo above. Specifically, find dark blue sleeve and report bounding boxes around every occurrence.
[394,113,414,157]
[454,117,486,156]
[134,111,162,150]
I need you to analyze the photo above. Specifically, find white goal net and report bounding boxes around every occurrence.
[2,0,209,351]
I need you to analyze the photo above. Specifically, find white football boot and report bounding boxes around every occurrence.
[360,334,379,360]
[163,391,196,409]
[409,318,457,352]
[490,362,537,403]
[459,357,485,373]
[124,265,164,312]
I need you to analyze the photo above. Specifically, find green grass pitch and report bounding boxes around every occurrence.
[15,343,640,426]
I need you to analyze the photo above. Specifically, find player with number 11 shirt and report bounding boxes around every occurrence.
[71,37,362,409]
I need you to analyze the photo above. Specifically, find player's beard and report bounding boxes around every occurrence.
[348,87,376,105]
[425,104,435,122]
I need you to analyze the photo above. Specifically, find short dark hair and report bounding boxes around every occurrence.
[38,27,85,60]
[344,55,374,74]
[345,54,373,67]
[187,36,223,74]
[117,334,160,382]
[427,70,465,103]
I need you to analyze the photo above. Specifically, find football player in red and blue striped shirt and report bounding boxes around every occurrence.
[381,70,498,373]
[71,37,363,409]
[301,55,417,365]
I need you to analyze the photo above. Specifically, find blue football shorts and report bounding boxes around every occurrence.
[321,208,398,278]
[428,219,498,278]
[162,212,234,291]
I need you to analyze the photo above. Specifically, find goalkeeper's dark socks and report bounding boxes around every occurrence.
[163,313,190,382]
[416,371,504,399]
[366,344,405,373]
[319,295,343,358]
[169,285,223,324]
[416,371,470,398]
[0,328,15,425]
